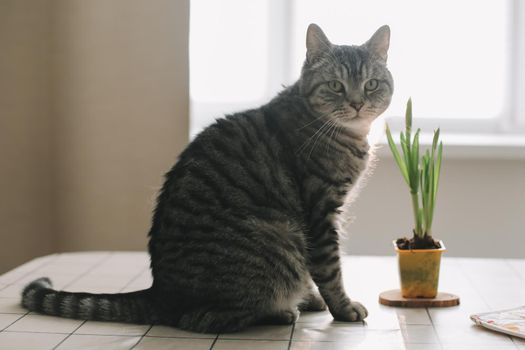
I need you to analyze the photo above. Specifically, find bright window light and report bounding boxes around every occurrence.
[292,0,510,120]
[190,0,269,103]
[190,0,512,136]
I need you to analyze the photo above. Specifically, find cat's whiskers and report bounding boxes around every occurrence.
[295,120,329,155]
[296,113,328,131]
[334,120,343,143]
[325,120,340,155]
[297,119,334,156]
[295,108,333,155]
[296,118,334,157]
[307,119,337,160]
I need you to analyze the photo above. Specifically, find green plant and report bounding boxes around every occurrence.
[385,99,443,240]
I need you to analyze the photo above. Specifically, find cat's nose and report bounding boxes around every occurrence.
[350,101,364,111]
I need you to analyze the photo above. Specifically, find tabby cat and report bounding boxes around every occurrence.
[21,24,393,333]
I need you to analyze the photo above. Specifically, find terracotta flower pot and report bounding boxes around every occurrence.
[394,240,446,298]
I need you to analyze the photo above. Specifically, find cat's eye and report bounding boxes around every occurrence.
[327,80,344,93]
[365,79,379,91]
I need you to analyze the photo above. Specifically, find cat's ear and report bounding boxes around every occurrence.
[364,25,390,62]
[306,23,332,62]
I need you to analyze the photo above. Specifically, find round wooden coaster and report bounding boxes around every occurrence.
[379,289,460,308]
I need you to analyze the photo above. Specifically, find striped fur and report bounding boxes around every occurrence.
[21,278,157,324]
[21,24,393,333]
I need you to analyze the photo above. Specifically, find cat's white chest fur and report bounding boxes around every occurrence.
[335,142,375,237]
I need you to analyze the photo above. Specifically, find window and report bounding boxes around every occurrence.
[190,0,524,139]
[190,0,274,137]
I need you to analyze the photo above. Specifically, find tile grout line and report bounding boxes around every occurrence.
[0,254,60,291]
[142,334,216,339]
[457,258,516,344]
[505,259,525,282]
[208,334,219,349]
[511,338,522,350]
[287,322,296,350]
[0,289,40,334]
[425,308,444,350]
[214,338,296,342]
[60,252,115,290]
[52,252,144,350]
[2,329,150,336]
[128,324,153,350]
[1,253,113,337]
[456,258,493,310]
[507,264,525,350]
[0,314,27,333]
[498,255,525,342]
[118,265,151,293]
[51,320,87,350]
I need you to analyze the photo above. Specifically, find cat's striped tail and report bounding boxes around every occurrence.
[21,277,158,324]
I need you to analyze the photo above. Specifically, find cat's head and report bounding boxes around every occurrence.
[299,24,393,136]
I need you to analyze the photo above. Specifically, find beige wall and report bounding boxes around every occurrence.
[52,0,189,252]
[0,0,190,273]
[0,1,55,274]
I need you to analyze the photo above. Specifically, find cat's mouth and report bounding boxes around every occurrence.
[356,110,381,121]
[347,112,362,120]
[333,109,377,126]
[336,111,378,129]
[336,114,359,125]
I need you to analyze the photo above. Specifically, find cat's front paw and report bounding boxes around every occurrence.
[331,300,368,322]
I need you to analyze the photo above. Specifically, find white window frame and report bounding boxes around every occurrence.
[190,0,525,151]
[382,0,525,136]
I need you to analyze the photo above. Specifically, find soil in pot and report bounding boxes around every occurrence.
[396,235,441,250]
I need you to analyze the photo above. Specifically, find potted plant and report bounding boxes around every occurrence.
[385,98,445,299]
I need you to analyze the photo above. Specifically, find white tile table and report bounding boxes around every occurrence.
[0,252,523,350]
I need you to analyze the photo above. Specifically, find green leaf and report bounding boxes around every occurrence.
[416,207,424,237]
[412,193,422,237]
[427,155,434,234]
[432,128,440,152]
[427,164,435,234]
[424,150,431,191]
[405,101,412,154]
[385,124,409,184]
[400,132,412,185]
[399,131,406,152]
[409,129,421,194]
[405,98,413,134]
[433,141,443,198]
[392,98,444,239]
